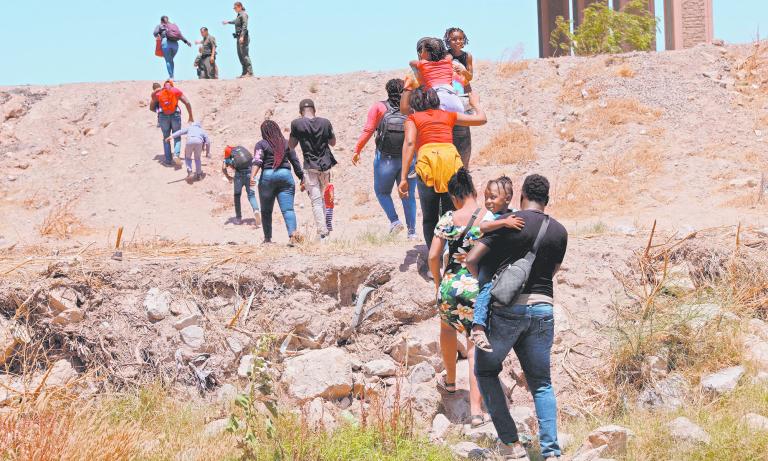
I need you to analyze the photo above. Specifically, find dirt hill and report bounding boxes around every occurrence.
[2,42,768,460]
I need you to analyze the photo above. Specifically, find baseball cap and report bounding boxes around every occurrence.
[224,146,233,158]
[299,99,315,110]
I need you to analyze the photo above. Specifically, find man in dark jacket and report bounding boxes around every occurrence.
[222,2,253,77]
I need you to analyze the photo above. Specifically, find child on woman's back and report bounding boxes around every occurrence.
[408,37,464,113]
[471,176,523,351]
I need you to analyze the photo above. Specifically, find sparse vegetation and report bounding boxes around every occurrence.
[551,0,658,56]
[38,200,82,238]
[475,124,536,166]
[616,63,636,78]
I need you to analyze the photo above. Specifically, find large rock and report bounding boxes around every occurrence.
[637,373,688,411]
[51,308,84,326]
[174,314,201,331]
[574,425,634,459]
[744,335,768,370]
[683,303,728,329]
[667,417,710,445]
[282,348,353,401]
[237,355,254,378]
[386,380,441,421]
[144,288,171,321]
[430,413,452,441]
[742,413,768,432]
[362,359,398,377]
[31,359,77,389]
[701,366,744,394]
[388,319,440,368]
[451,441,492,460]
[749,319,768,341]
[179,326,205,349]
[203,418,229,437]
[408,361,436,384]
[462,421,498,444]
[305,397,337,430]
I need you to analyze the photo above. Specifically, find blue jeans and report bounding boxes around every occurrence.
[473,281,493,327]
[475,303,561,458]
[417,178,454,248]
[158,112,181,163]
[259,168,297,241]
[161,38,179,79]
[373,151,416,234]
[234,168,259,219]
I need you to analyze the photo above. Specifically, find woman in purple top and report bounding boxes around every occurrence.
[250,120,304,245]
[153,16,192,79]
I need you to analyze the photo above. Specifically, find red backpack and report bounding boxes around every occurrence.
[155,87,180,115]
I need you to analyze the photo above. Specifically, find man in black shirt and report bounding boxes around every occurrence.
[466,174,567,461]
[289,99,337,240]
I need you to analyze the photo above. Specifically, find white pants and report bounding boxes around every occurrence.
[304,169,331,237]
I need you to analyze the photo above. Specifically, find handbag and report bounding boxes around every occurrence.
[489,216,550,305]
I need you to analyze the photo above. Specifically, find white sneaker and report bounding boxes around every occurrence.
[389,221,404,234]
[407,232,419,241]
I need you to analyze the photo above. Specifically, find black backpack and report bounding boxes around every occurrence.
[231,146,253,170]
[375,101,407,156]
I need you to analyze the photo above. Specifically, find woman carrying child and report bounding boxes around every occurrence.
[428,168,524,427]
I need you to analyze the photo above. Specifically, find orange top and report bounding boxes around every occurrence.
[408,110,457,150]
[415,56,453,88]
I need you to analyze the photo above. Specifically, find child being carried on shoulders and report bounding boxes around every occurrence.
[472,176,523,352]
[408,37,465,113]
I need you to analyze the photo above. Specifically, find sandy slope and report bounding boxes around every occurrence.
[1,42,768,249]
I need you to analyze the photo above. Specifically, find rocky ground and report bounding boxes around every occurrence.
[2,41,768,460]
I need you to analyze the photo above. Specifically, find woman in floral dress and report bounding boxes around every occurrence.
[427,168,493,426]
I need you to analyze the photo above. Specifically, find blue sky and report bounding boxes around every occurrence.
[1,0,766,85]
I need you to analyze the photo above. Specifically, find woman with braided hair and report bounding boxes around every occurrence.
[251,120,304,245]
[353,78,417,239]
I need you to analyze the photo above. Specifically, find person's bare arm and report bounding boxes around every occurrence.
[149,94,158,112]
[462,53,474,82]
[288,136,298,150]
[428,237,446,291]
[179,95,194,122]
[400,88,412,115]
[455,92,486,126]
[466,242,491,279]
[398,120,417,198]
[329,136,336,147]
[479,215,525,234]
[222,162,233,180]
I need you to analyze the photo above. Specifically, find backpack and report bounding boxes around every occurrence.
[375,101,407,156]
[155,88,180,115]
[231,146,253,170]
[165,23,182,41]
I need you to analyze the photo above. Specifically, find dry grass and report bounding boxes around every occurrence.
[564,98,663,141]
[616,63,636,78]
[38,201,82,238]
[558,61,606,105]
[498,60,529,77]
[475,124,536,166]
[309,82,319,94]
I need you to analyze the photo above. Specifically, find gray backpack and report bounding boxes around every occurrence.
[490,216,550,306]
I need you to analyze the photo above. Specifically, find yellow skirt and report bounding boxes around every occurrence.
[415,142,463,194]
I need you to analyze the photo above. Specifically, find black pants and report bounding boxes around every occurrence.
[417,178,455,249]
[453,125,472,168]
[237,38,253,76]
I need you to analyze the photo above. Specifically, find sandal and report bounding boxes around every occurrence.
[470,329,493,353]
[435,374,456,394]
[470,413,490,428]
